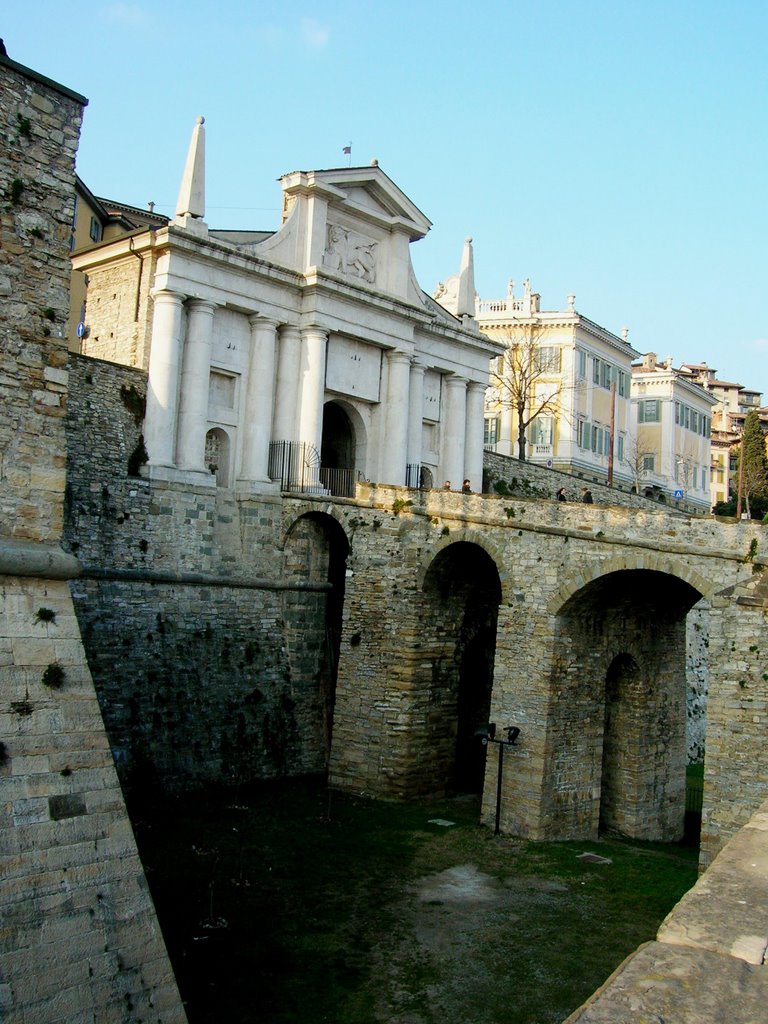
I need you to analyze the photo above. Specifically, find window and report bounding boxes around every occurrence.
[638,399,660,423]
[642,454,655,472]
[600,362,612,389]
[89,216,102,243]
[531,416,553,445]
[617,433,625,462]
[576,349,587,379]
[577,420,589,449]
[593,357,600,385]
[536,347,561,373]
[618,371,628,397]
[483,416,499,446]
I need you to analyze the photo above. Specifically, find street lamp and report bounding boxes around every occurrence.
[475,723,521,835]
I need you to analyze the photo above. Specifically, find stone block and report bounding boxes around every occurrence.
[564,942,768,1023]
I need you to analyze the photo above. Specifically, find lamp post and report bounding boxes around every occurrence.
[475,723,521,835]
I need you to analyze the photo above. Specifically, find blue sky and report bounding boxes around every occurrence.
[5,1,766,395]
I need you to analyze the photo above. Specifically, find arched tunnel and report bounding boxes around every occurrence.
[544,568,703,841]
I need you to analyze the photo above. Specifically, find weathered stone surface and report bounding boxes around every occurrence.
[564,941,768,1023]
[657,799,768,963]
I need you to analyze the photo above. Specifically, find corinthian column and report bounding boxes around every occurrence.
[297,326,328,454]
[441,375,467,486]
[464,381,487,493]
[239,315,279,483]
[380,349,411,485]
[176,298,216,472]
[145,289,185,467]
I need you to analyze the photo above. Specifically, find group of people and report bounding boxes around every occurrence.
[444,479,473,493]
[556,486,593,504]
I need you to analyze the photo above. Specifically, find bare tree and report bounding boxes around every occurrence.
[622,431,658,493]
[489,328,579,461]
[735,409,768,517]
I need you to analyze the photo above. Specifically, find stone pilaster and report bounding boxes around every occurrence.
[144,289,185,468]
[176,298,216,473]
[239,315,279,484]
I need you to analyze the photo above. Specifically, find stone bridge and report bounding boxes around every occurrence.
[280,485,767,866]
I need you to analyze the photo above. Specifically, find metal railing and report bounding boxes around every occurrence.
[268,441,357,498]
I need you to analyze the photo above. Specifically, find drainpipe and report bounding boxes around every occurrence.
[128,234,143,322]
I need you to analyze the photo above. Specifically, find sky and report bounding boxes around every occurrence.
[4,1,766,396]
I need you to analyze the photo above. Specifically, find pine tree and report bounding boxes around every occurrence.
[736,409,768,517]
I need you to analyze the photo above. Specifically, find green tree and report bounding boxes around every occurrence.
[736,409,768,517]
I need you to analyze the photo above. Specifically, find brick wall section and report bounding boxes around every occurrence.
[80,250,159,370]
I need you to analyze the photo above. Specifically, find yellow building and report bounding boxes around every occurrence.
[475,280,639,486]
[630,354,716,512]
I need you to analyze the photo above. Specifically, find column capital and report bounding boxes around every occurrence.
[150,288,186,305]
[467,379,487,395]
[387,348,413,366]
[446,374,469,389]
[187,297,218,314]
[248,313,280,330]
[301,324,328,341]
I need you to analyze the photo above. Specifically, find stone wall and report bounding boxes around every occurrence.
[0,55,187,1024]
[80,250,159,370]
[0,55,81,544]
[64,354,334,792]
[483,448,704,515]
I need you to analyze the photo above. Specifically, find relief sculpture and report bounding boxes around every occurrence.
[324,224,377,284]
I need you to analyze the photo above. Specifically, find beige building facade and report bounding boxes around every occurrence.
[630,354,716,512]
[473,281,639,487]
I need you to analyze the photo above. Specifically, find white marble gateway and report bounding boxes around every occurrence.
[73,120,502,496]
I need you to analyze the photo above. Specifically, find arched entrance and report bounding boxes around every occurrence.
[420,542,502,795]
[320,401,364,497]
[282,512,349,767]
[548,568,703,841]
[205,427,231,487]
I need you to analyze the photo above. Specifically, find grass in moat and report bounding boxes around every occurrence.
[131,777,698,1024]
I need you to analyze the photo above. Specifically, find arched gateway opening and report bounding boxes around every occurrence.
[282,513,349,768]
[548,569,703,841]
[420,542,502,796]
[320,401,365,497]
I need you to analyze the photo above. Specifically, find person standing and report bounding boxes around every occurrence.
[581,487,593,504]
[555,487,567,502]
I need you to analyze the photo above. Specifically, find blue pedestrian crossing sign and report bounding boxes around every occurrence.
[673,489,684,498]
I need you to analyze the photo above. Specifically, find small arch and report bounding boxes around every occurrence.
[205,427,231,487]
[420,466,434,490]
[416,530,510,603]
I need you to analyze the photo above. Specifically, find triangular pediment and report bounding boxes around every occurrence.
[279,165,432,242]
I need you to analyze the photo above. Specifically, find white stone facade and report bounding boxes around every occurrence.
[73,125,502,497]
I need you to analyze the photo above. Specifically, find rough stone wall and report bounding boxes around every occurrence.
[701,571,768,867]
[686,602,709,762]
[0,55,187,1024]
[0,56,81,543]
[64,355,332,792]
[80,252,159,370]
[483,449,702,515]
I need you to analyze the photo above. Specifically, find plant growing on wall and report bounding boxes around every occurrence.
[41,663,66,689]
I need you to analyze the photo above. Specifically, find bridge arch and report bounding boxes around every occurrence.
[415,540,503,795]
[542,566,704,841]
[281,510,350,767]
[415,529,511,604]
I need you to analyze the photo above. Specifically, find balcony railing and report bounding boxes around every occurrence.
[268,441,357,498]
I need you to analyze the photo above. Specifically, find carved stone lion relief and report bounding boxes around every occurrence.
[323,223,378,284]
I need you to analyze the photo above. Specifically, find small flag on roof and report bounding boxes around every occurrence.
[342,145,351,155]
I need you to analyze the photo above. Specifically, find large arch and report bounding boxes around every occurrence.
[542,568,703,841]
[417,541,503,796]
[281,511,350,768]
